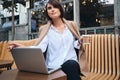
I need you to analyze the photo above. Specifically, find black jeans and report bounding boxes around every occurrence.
[61,60,82,80]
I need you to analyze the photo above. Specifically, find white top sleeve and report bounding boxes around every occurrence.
[29,35,48,53]
[74,40,80,49]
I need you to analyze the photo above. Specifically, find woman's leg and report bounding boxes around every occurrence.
[61,60,81,80]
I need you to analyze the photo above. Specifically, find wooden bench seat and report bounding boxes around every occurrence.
[0,34,119,80]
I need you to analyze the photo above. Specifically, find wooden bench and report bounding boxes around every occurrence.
[82,34,120,80]
[0,34,119,80]
[0,39,37,70]
[0,60,13,70]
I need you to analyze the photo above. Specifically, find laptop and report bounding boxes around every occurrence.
[11,47,60,74]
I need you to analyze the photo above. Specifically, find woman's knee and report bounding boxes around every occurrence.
[61,60,80,73]
[62,60,79,67]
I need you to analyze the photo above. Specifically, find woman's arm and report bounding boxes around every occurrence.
[8,43,25,51]
[35,34,48,53]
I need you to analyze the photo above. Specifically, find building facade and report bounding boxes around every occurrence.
[0,1,30,40]
[0,0,120,41]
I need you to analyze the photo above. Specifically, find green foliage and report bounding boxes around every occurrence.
[2,0,12,9]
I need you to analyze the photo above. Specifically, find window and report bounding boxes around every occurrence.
[1,15,19,28]
[80,0,114,27]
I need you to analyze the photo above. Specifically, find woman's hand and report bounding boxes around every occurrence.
[78,36,83,44]
[78,36,85,52]
[8,43,24,51]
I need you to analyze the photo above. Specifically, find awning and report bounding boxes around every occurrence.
[2,20,18,28]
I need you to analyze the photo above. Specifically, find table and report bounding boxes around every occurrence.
[0,69,66,80]
[0,60,13,70]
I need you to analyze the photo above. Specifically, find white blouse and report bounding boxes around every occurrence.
[32,25,80,68]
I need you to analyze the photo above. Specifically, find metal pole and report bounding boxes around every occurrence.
[73,0,80,28]
[114,0,120,26]
[12,0,15,40]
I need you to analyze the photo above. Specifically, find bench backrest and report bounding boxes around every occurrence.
[84,34,120,79]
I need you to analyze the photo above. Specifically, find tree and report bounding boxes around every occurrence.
[1,0,26,40]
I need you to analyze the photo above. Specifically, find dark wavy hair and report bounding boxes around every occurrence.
[45,0,64,21]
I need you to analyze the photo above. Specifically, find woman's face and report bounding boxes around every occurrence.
[47,3,61,19]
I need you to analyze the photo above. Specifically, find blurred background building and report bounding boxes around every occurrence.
[0,0,120,41]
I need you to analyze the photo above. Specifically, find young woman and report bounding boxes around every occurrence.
[9,0,86,80]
